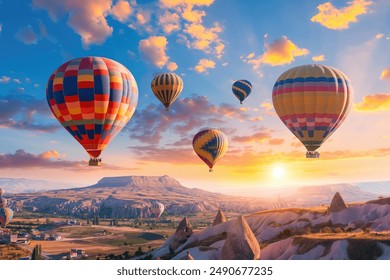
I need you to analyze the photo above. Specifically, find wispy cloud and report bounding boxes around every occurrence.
[0,76,10,84]
[15,25,38,45]
[354,93,390,112]
[33,0,113,49]
[311,0,372,30]
[0,94,57,132]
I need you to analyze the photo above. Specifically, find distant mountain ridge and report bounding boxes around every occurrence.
[0,178,82,194]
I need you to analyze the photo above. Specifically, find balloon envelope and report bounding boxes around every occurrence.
[0,208,13,226]
[272,64,353,154]
[151,202,165,218]
[151,73,183,110]
[232,80,252,104]
[46,57,138,160]
[193,129,228,172]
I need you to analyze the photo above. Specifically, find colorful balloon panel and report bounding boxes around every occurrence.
[272,64,353,152]
[46,57,138,159]
[232,80,252,104]
[193,129,228,172]
[151,202,165,218]
[0,208,13,226]
[151,73,183,110]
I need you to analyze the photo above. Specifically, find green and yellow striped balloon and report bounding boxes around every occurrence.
[151,73,184,110]
[193,129,228,172]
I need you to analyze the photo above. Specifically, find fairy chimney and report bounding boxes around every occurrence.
[220,216,260,260]
[169,217,193,251]
[212,209,227,226]
[329,192,347,213]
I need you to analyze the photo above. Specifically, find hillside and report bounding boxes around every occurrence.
[147,196,390,260]
[7,175,271,218]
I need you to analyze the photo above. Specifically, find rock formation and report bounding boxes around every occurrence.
[212,209,227,226]
[329,192,347,213]
[170,217,193,251]
[220,216,260,260]
[186,251,194,260]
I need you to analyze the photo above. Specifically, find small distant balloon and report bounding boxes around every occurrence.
[151,202,165,218]
[0,208,13,226]
[151,73,184,110]
[193,129,228,172]
[0,198,7,208]
[232,80,252,104]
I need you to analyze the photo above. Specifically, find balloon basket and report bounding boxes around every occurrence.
[209,168,213,172]
[89,158,102,166]
[306,151,320,158]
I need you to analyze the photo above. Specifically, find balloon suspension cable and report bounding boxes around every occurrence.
[89,157,102,166]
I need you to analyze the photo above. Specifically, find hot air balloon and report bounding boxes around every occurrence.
[0,208,13,227]
[46,57,138,166]
[232,79,252,104]
[272,64,353,158]
[0,188,4,197]
[0,198,7,208]
[193,129,228,172]
[151,202,165,218]
[151,73,183,110]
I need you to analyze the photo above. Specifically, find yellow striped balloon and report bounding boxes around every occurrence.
[272,64,353,157]
[151,73,183,110]
[193,129,228,172]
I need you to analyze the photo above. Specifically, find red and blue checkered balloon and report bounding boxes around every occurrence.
[46,57,138,160]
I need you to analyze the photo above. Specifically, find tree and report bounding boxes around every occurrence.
[31,244,42,260]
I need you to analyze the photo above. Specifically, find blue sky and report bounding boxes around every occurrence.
[1,0,390,193]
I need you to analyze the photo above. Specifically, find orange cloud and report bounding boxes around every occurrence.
[110,0,133,23]
[312,54,325,62]
[311,0,372,30]
[167,61,178,71]
[40,150,60,159]
[262,36,309,66]
[354,93,390,112]
[138,36,169,68]
[380,69,390,80]
[159,0,223,57]
[243,36,308,70]
[194,58,215,73]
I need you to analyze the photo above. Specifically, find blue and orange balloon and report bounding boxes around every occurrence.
[193,129,228,172]
[46,57,138,165]
[232,80,252,104]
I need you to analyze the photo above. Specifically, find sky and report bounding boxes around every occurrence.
[1,0,390,194]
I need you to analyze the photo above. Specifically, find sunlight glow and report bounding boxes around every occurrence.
[272,166,286,180]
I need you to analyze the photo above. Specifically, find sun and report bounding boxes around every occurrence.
[272,166,286,180]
